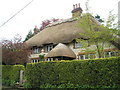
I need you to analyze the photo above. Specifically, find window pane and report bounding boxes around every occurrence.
[111,52,115,56]
[85,55,88,59]
[75,42,82,48]
[105,52,109,57]
[33,47,40,54]
[89,54,95,59]
[116,52,120,56]
[80,55,84,59]
[46,45,53,52]
[47,46,49,52]
[31,60,34,63]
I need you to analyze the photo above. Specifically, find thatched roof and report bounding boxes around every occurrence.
[25,18,84,47]
[45,43,76,58]
[25,15,100,47]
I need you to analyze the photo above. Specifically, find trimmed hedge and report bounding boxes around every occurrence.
[2,65,24,84]
[25,57,120,88]
[38,83,117,88]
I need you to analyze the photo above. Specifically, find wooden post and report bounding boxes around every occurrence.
[20,70,24,85]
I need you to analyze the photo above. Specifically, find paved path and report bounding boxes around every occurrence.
[2,85,18,90]
[2,85,24,89]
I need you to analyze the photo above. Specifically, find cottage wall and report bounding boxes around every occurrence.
[29,41,118,63]
[68,41,117,59]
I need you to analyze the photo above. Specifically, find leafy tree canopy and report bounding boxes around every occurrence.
[24,30,33,41]
[76,13,119,58]
[1,34,31,65]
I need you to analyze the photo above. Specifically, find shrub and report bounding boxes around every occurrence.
[2,79,11,86]
[2,65,24,86]
[39,83,56,88]
[23,82,32,88]
[38,83,118,88]
[10,80,16,87]
[25,57,120,88]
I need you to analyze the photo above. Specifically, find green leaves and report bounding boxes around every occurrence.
[24,30,33,41]
[106,10,117,29]
[95,14,104,23]
[76,13,118,58]
[2,65,24,86]
[25,57,120,88]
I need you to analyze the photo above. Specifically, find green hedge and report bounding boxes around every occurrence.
[2,65,24,83]
[25,57,120,88]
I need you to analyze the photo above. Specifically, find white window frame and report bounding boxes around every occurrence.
[75,42,82,48]
[78,53,95,60]
[47,58,53,61]
[89,53,95,59]
[31,59,39,63]
[33,47,40,54]
[78,54,87,60]
[46,45,54,52]
[105,51,116,58]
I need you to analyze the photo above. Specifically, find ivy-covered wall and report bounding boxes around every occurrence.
[25,57,120,88]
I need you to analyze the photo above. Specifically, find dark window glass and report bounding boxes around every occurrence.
[80,55,84,59]
[105,52,109,57]
[85,55,89,59]
[89,53,95,59]
[75,42,82,48]
[111,52,115,56]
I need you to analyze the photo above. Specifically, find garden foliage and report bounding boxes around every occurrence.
[25,57,120,88]
[2,65,24,86]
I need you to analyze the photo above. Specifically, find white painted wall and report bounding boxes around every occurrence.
[30,42,116,60]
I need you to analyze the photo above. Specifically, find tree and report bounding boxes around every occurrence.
[24,30,33,41]
[76,13,115,58]
[40,19,51,30]
[94,14,104,23]
[76,11,119,58]
[104,10,120,50]
[40,18,60,31]
[76,0,119,58]
[2,34,31,65]
[94,12,120,50]
[24,18,61,41]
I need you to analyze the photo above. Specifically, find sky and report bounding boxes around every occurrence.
[0,0,119,41]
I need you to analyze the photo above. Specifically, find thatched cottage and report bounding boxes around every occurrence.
[26,4,119,63]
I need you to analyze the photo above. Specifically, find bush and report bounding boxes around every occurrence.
[39,83,56,88]
[2,65,24,86]
[25,57,120,88]
[39,83,118,88]
[23,82,32,88]
[2,79,11,86]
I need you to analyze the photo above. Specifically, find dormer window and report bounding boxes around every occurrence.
[75,42,82,48]
[32,46,40,54]
[45,44,54,52]
[74,40,88,49]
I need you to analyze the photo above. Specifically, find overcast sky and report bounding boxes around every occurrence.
[0,0,119,41]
